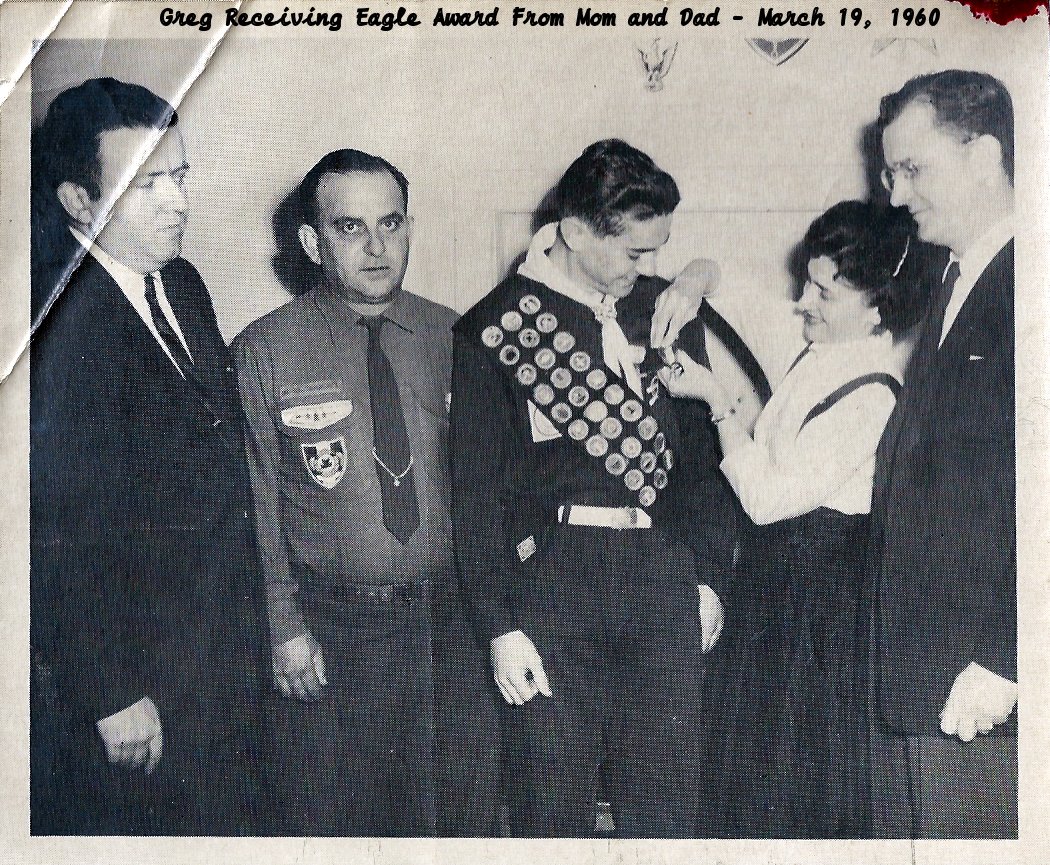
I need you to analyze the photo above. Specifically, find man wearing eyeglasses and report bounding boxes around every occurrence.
[868,69,1016,838]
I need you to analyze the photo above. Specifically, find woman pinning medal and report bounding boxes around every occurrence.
[658,200,922,837]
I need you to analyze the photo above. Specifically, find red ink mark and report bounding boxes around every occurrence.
[950,0,1048,24]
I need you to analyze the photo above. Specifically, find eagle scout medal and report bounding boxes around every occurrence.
[639,452,657,473]
[519,327,540,348]
[605,453,627,476]
[499,344,521,365]
[586,368,608,390]
[501,310,523,331]
[516,364,538,386]
[639,486,657,507]
[481,325,504,348]
[583,401,608,423]
[301,436,347,489]
[570,351,591,372]
[519,294,542,315]
[599,417,623,439]
[624,468,645,492]
[621,437,642,459]
[536,312,558,333]
[604,384,625,406]
[653,431,666,454]
[620,399,643,422]
[568,386,590,407]
[551,368,572,389]
[653,468,668,490]
[586,435,609,457]
[637,416,658,441]
[552,331,576,353]
[533,383,555,406]
[535,347,556,370]
[551,402,573,424]
[567,419,589,441]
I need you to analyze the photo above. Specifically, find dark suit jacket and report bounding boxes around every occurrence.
[872,240,1015,737]
[30,236,269,831]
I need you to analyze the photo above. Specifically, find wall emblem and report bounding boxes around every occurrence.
[746,38,808,66]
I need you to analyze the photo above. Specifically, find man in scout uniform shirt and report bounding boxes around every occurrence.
[450,139,737,837]
[233,149,499,835]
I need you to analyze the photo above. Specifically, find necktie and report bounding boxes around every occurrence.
[360,315,420,544]
[144,274,194,377]
[593,295,645,397]
[934,260,961,347]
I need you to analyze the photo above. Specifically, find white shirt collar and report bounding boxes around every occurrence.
[70,226,157,288]
[518,222,611,312]
[805,331,898,377]
[948,214,1014,285]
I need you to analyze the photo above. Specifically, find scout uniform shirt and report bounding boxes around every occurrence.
[233,287,457,645]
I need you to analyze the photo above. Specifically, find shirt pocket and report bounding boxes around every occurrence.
[276,399,367,495]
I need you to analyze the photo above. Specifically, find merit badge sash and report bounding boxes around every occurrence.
[479,291,675,508]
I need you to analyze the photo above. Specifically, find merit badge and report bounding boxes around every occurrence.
[568,386,590,407]
[604,384,625,406]
[516,364,538,386]
[281,399,353,430]
[653,468,669,490]
[605,453,628,476]
[567,419,589,441]
[583,401,609,423]
[569,351,591,372]
[519,327,540,348]
[621,436,642,459]
[520,294,542,315]
[639,452,657,473]
[620,399,643,422]
[639,486,657,507]
[551,402,573,424]
[301,436,347,489]
[586,368,608,390]
[586,435,609,457]
[624,469,645,492]
[663,449,674,470]
[499,344,521,365]
[552,331,576,353]
[501,310,523,331]
[481,325,504,348]
[535,347,557,370]
[536,312,558,333]
[533,383,555,406]
[599,417,623,439]
[637,416,658,441]
[653,431,666,454]
[517,535,537,562]
[551,368,572,389]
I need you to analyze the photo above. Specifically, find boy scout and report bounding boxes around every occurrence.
[450,139,737,837]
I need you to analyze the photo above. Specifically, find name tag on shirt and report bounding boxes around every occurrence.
[527,400,562,443]
[281,400,354,430]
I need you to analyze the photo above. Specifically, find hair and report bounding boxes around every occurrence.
[801,200,922,335]
[298,149,409,228]
[878,69,1013,183]
[554,139,680,237]
[34,77,178,203]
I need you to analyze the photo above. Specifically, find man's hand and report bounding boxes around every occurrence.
[698,584,724,653]
[96,696,162,774]
[491,630,552,705]
[940,662,1017,742]
[273,632,327,701]
[651,257,721,349]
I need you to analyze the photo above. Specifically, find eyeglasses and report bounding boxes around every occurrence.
[880,160,925,192]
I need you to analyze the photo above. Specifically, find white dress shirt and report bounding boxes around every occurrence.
[71,227,193,375]
[940,215,1014,346]
[720,332,900,525]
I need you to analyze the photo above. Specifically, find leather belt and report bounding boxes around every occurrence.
[325,581,427,605]
[557,504,652,530]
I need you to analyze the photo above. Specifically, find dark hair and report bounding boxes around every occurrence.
[554,139,680,237]
[801,200,920,335]
[298,149,409,228]
[34,77,178,202]
[878,69,1013,183]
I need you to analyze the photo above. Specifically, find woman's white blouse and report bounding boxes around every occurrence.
[719,332,900,526]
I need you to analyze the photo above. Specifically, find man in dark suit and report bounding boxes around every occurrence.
[869,69,1016,838]
[30,78,269,834]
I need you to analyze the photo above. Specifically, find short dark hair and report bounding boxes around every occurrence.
[554,139,680,237]
[298,149,409,227]
[878,69,1013,183]
[34,77,178,202]
[802,200,920,335]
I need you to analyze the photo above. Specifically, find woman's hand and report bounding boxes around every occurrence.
[658,349,731,410]
[650,258,721,349]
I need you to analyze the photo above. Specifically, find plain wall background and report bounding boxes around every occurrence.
[30,15,1041,342]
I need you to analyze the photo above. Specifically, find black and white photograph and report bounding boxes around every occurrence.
[1,1,1047,862]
